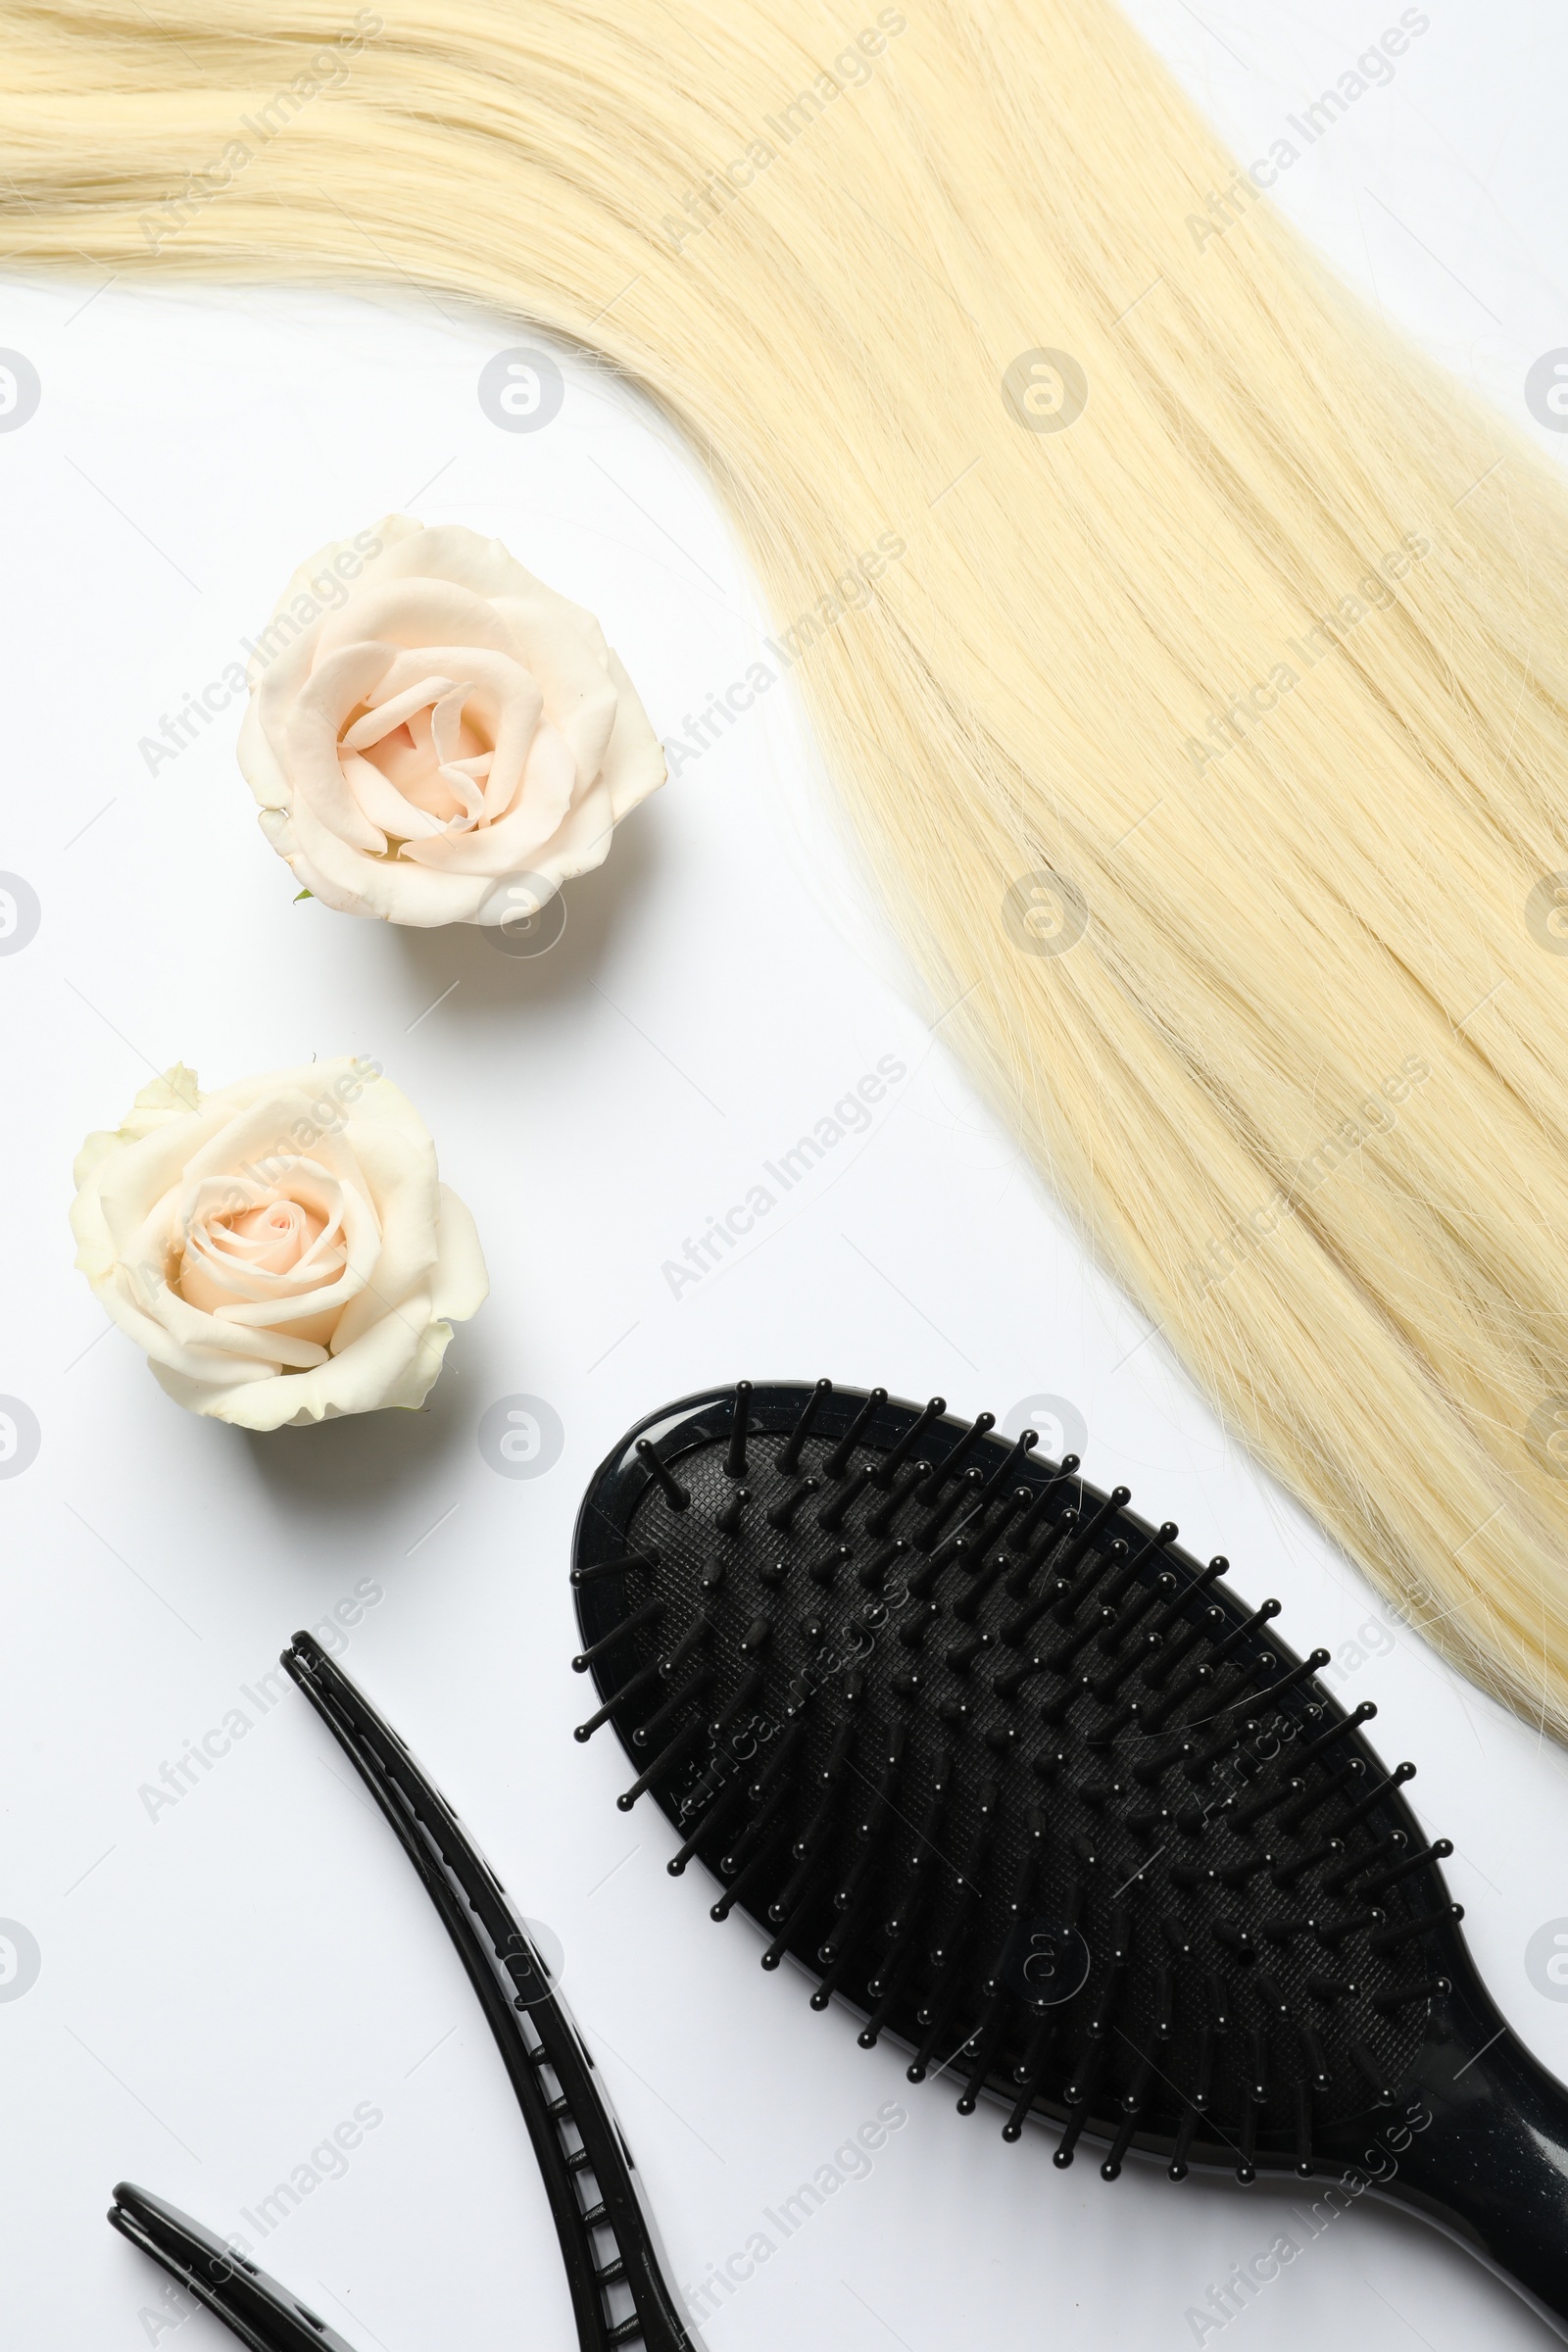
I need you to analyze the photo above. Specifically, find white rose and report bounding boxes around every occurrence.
[237,515,665,926]
[71,1058,488,1431]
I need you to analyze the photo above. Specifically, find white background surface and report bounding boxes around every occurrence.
[4,2,1568,2345]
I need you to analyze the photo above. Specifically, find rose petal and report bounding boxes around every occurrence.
[284,640,403,855]
[256,808,366,915]
[503,769,618,900]
[342,749,452,843]
[313,577,515,663]
[492,590,618,779]
[167,1176,492,1428]
[149,1290,428,1425]
[399,719,577,873]
[178,1190,339,1311]
[242,622,325,810]
[600,647,669,819]
[354,645,544,820]
[366,520,536,602]
[430,1182,491,1323]
[341,675,460,751]
[326,1120,441,1354]
[285,786,495,924]
[241,520,662,928]
[72,1056,486,1421]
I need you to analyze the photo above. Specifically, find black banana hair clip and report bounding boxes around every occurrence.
[109,1634,694,2352]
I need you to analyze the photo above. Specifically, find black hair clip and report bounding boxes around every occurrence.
[110,2184,358,2351]
[110,1633,694,2352]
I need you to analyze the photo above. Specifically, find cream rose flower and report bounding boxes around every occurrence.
[71,1058,488,1430]
[237,515,665,926]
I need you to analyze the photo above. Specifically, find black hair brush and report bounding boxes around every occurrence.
[572,1378,1568,2340]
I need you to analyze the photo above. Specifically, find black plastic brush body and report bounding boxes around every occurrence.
[572,1378,1568,2341]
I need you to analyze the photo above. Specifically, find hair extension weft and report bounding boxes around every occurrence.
[7,0,1568,1735]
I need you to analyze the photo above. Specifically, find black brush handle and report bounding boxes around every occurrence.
[1369,1940,1568,2342]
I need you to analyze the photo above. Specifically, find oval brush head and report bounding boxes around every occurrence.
[569,1382,1482,2189]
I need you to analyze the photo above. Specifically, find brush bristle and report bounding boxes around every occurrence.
[571,1383,1458,2182]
